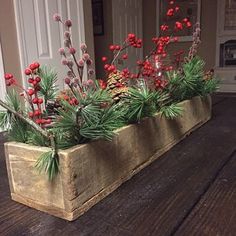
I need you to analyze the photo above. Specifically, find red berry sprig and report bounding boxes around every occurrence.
[4,73,16,87]
[155,79,168,90]
[4,62,52,127]
[101,33,142,77]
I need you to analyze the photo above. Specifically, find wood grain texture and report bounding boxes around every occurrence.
[1,95,236,235]
[175,153,236,236]
[4,96,212,221]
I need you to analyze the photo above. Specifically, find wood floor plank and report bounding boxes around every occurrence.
[174,152,236,236]
[0,96,236,236]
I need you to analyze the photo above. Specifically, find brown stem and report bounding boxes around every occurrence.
[66,65,82,90]
[0,99,48,138]
[111,41,129,65]
[0,99,57,157]
[67,35,83,84]
[68,84,78,98]
[75,105,84,125]
[14,83,35,113]
[72,53,83,83]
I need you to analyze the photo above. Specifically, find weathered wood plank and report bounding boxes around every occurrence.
[174,152,236,236]
[4,96,212,221]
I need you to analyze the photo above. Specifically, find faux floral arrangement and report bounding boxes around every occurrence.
[0,0,218,180]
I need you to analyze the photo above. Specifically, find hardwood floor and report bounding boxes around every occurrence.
[1,95,236,236]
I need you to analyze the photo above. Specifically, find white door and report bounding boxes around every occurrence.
[14,0,86,89]
[0,40,6,102]
[112,0,143,72]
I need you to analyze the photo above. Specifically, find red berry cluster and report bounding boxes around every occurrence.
[109,45,121,51]
[115,82,124,88]
[160,24,169,32]
[141,60,157,78]
[57,90,75,105]
[28,110,51,125]
[98,79,107,90]
[25,62,40,74]
[4,62,52,127]
[163,0,192,33]
[104,64,117,73]
[155,79,168,90]
[152,36,171,58]
[25,63,52,125]
[102,33,143,77]
[120,68,138,80]
[166,4,179,17]
[175,19,191,31]
[175,21,183,31]
[24,62,42,96]
[121,68,130,78]
[166,0,179,13]
[69,97,79,106]
[122,54,128,60]
[4,73,16,87]
[98,2,195,91]
[126,33,142,48]
[173,50,184,67]
[137,54,173,83]
[182,18,192,28]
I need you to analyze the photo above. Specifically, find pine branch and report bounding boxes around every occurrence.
[37,66,58,106]
[167,57,209,102]
[160,103,183,119]
[202,78,219,95]
[0,99,49,138]
[0,112,10,130]
[124,84,158,122]
[0,98,59,180]
[8,118,29,143]
[35,151,59,181]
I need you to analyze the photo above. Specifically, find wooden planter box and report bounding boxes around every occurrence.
[4,96,212,221]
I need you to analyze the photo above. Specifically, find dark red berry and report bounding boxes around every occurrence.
[25,68,32,75]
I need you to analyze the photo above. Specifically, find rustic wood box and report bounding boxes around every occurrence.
[4,96,212,221]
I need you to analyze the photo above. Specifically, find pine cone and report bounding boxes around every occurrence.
[107,71,128,102]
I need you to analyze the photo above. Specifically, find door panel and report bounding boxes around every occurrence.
[14,0,85,89]
[112,0,143,72]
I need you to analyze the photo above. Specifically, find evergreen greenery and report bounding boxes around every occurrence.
[35,151,59,181]
[202,78,219,95]
[0,57,218,180]
[0,90,29,143]
[167,57,219,102]
[27,129,49,147]
[0,12,220,182]
[37,66,58,106]
[80,103,125,141]
[160,104,183,119]
[124,84,159,123]
[54,87,125,146]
